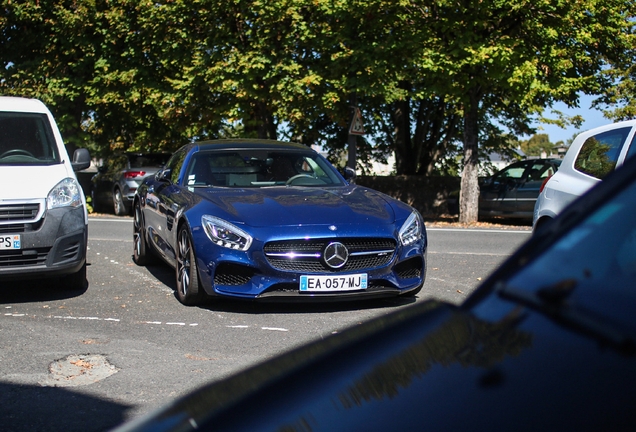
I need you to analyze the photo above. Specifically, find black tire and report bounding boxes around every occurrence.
[175,224,204,306]
[61,262,88,290]
[133,202,154,265]
[533,216,553,236]
[113,188,129,216]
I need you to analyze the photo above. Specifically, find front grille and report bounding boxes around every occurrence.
[0,220,44,233]
[264,238,396,273]
[0,204,40,223]
[0,248,49,267]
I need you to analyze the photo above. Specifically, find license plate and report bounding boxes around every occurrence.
[0,234,21,250]
[299,273,367,292]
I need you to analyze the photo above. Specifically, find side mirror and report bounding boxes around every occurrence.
[157,168,172,183]
[480,176,492,186]
[344,167,356,183]
[71,148,91,172]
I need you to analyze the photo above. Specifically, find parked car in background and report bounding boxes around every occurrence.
[479,158,561,221]
[534,120,636,232]
[115,144,636,432]
[91,152,170,215]
[0,96,91,290]
[132,139,427,306]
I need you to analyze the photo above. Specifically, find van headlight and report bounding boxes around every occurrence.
[399,211,423,246]
[202,215,253,251]
[47,178,83,209]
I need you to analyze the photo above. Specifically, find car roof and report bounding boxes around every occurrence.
[0,96,49,114]
[192,139,314,153]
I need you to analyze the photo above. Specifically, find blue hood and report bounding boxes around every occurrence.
[196,185,397,228]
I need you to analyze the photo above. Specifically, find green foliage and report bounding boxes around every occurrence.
[1,0,634,210]
[520,134,553,157]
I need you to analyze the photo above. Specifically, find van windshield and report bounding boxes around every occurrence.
[0,112,61,166]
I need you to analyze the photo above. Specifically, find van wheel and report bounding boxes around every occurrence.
[113,188,128,216]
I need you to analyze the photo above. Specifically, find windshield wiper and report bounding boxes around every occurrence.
[496,281,636,356]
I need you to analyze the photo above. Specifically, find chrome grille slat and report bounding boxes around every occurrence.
[0,203,40,223]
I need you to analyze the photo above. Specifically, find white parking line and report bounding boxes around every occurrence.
[262,327,289,332]
[5,312,283,332]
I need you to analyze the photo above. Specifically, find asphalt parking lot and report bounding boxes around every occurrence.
[0,216,531,431]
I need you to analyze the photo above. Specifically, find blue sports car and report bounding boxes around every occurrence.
[133,139,427,305]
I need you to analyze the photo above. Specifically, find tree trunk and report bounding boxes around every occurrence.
[393,97,416,175]
[459,90,480,224]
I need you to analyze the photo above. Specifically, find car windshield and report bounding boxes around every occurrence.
[0,112,61,165]
[499,179,636,333]
[185,149,345,188]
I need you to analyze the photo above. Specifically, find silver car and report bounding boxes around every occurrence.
[533,120,636,232]
[91,152,170,215]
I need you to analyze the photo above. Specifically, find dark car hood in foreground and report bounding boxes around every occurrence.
[194,185,399,227]
[113,296,636,432]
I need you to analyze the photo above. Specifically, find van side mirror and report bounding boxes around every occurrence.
[72,148,91,172]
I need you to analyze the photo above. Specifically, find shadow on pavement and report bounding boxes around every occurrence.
[0,276,88,304]
[0,382,131,432]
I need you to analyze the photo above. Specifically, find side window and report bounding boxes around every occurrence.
[107,154,128,173]
[574,127,631,179]
[526,162,557,182]
[493,163,527,184]
[164,148,187,184]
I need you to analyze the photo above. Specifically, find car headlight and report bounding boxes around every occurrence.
[202,215,253,251]
[47,178,83,209]
[399,211,423,246]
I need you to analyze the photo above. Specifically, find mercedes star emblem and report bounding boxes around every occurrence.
[323,242,349,269]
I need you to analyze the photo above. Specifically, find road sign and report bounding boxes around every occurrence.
[349,107,365,135]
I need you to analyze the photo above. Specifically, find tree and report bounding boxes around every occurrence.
[521,134,553,157]
[1,0,634,218]
[407,0,636,223]
[596,43,636,121]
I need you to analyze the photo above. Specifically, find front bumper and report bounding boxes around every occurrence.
[193,230,427,301]
[0,206,87,280]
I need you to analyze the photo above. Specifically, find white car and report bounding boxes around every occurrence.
[533,119,636,231]
[0,97,91,289]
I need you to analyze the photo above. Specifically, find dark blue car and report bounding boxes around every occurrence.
[133,139,427,305]
[116,136,636,432]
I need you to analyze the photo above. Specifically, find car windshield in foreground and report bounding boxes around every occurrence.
[185,149,345,188]
[0,112,61,165]
[496,177,636,341]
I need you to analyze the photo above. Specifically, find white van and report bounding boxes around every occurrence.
[0,96,91,289]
